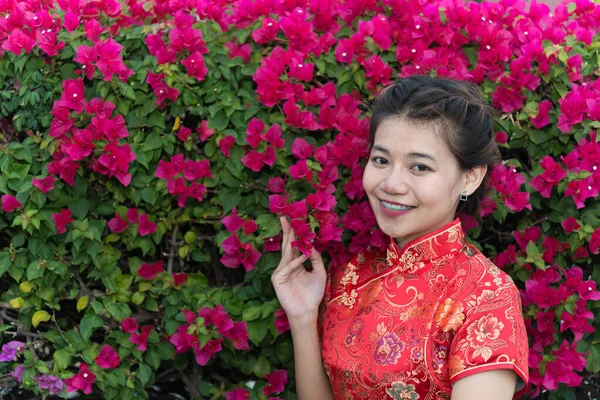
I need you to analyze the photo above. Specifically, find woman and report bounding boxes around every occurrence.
[271,76,529,400]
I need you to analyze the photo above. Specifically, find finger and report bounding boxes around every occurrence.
[309,247,325,272]
[280,217,290,258]
[273,252,310,278]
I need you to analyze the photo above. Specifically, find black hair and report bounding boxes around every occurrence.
[369,75,501,217]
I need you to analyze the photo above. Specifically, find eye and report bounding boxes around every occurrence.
[411,164,431,172]
[371,156,388,165]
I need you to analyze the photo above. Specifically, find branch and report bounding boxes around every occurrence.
[167,223,179,275]
[0,309,45,339]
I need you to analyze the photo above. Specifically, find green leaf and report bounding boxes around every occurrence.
[0,253,10,278]
[106,303,132,321]
[53,348,72,370]
[70,198,90,220]
[525,241,539,256]
[218,188,241,214]
[137,363,152,386]
[252,354,270,378]
[586,345,600,373]
[208,110,229,131]
[242,305,262,321]
[80,314,104,340]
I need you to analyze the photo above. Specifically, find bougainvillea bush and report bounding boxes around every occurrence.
[0,0,600,398]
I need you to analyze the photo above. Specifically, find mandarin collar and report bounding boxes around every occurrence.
[385,218,467,274]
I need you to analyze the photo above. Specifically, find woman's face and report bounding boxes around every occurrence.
[362,118,472,248]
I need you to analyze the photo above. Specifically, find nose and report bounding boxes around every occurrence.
[380,166,409,195]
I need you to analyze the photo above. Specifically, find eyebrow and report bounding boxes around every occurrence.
[371,145,438,163]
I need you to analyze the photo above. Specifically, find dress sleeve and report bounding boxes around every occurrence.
[448,274,529,399]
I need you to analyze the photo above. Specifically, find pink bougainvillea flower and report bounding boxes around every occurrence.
[1,195,22,212]
[220,234,262,271]
[95,345,120,369]
[530,100,552,129]
[194,338,223,366]
[590,228,600,255]
[120,317,138,333]
[137,260,164,280]
[176,127,192,142]
[84,19,105,42]
[289,160,313,181]
[11,364,24,382]
[126,208,140,223]
[92,140,136,186]
[274,309,290,334]
[263,369,288,396]
[218,136,236,158]
[64,363,95,394]
[291,138,314,160]
[222,207,245,232]
[138,214,156,236]
[169,325,198,355]
[252,18,279,44]
[32,176,55,194]
[52,209,73,234]
[184,159,212,181]
[94,38,134,82]
[225,387,250,400]
[561,217,581,234]
[196,120,216,142]
[224,41,252,63]
[263,233,282,252]
[495,131,508,144]
[198,305,233,334]
[63,11,80,32]
[223,321,250,350]
[1,29,36,55]
[146,71,180,105]
[107,213,129,233]
[59,78,86,113]
[173,272,188,287]
[246,118,265,148]
[130,326,153,351]
[181,52,208,81]
[242,150,266,172]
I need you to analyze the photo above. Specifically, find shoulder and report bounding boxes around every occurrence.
[453,245,521,315]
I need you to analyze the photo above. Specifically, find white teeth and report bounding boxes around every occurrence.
[381,201,413,211]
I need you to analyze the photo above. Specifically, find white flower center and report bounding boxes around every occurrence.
[486,45,491,50]
[159,90,164,94]
[411,49,416,53]
[34,16,38,20]
[267,22,272,26]
[588,186,593,191]
[73,94,77,98]
[83,373,88,378]
[415,24,420,29]
[415,65,420,69]
[513,168,517,172]
[524,31,528,35]
[342,52,347,57]
[298,63,303,68]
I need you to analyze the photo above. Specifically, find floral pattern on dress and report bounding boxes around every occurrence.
[321,218,529,400]
[385,381,420,400]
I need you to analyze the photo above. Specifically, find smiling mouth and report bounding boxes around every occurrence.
[380,200,415,211]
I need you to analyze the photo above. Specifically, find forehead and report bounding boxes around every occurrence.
[372,118,450,156]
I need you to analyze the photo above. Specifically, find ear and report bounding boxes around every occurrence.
[463,165,487,196]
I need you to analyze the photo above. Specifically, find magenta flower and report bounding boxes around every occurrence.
[224,321,250,350]
[222,208,245,232]
[32,176,56,194]
[1,195,22,212]
[181,52,208,81]
[169,325,198,355]
[196,120,216,142]
[274,309,290,334]
[138,214,156,236]
[220,234,262,271]
[263,369,288,396]
[173,272,188,287]
[291,138,314,160]
[184,159,212,181]
[530,100,552,129]
[176,127,192,142]
[226,387,249,400]
[218,136,236,158]
[130,326,153,351]
[198,305,234,334]
[289,160,313,181]
[64,363,95,394]
[52,209,73,234]
[95,344,120,369]
[252,18,279,44]
[120,317,138,333]
[92,140,136,186]
[224,41,252,63]
[107,214,129,233]
[137,261,164,280]
[194,338,223,366]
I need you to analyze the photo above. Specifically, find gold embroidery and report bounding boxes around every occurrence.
[340,270,359,286]
[339,290,358,308]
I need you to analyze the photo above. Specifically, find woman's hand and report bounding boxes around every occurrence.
[271,217,327,320]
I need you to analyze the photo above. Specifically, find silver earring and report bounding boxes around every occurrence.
[460,190,468,202]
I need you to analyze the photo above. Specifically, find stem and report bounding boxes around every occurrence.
[167,223,179,275]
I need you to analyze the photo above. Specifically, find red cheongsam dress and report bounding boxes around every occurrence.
[320,219,529,400]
